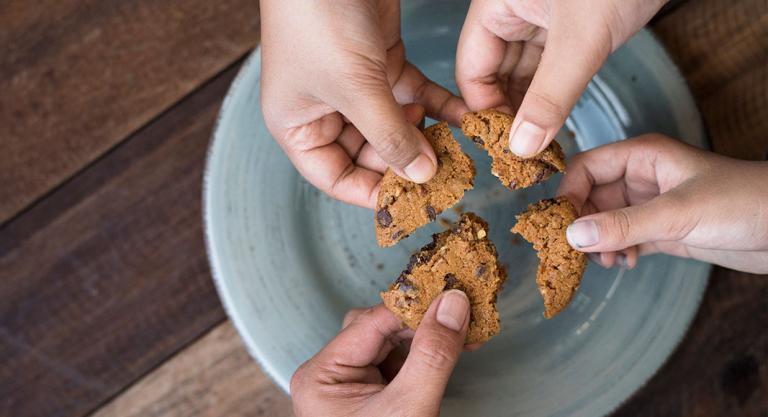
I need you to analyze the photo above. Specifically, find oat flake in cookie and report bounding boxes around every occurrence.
[375,122,475,247]
[461,109,566,190]
[381,213,506,344]
[511,197,587,318]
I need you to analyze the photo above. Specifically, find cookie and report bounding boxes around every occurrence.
[375,122,475,247]
[461,109,566,189]
[381,213,507,343]
[511,197,587,318]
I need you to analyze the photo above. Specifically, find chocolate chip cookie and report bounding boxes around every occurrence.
[511,197,587,318]
[375,122,475,247]
[381,213,506,343]
[461,109,566,190]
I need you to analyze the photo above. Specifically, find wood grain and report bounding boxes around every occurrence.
[0,0,259,224]
[611,268,768,417]
[93,322,293,417]
[652,0,768,160]
[0,62,242,417]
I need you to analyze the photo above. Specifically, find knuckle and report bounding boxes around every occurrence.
[290,362,310,395]
[524,89,569,124]
[375,126,419,167]
[608,210,633,244]
[414,336,458,371]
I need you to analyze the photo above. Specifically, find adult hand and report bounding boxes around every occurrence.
[291,290,470,417]
[456,0,667,157]
[558,135,768,274]
[261,0,468,208]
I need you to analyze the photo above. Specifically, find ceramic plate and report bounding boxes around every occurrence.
[204,1,710,415]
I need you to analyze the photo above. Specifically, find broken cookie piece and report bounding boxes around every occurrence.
[461,109,566,189]
[511,197,587,318]
[381,213,506,343]
[375,122,475,247]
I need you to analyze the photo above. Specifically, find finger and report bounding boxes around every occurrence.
[336,123,366,160]
[334,68,437,184]
[393,63,469,127]
[507,42,544,110]
[281,113,382,209]
[354,103,426,174]
[566,192,695,253]
[342,307,369,329]
[509,5,613,157]
[315,305,407,370]
[455,0,511,111]
[557,141,636,214]
[356,143,389,174]
[387,290,469,412]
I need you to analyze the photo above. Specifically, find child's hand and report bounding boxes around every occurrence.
[290,291,470,417]
[558,135,768,274]
[261,0,468,208]
[455,0,666,158]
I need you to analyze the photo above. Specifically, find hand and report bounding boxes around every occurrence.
[557,135,768,274]
[291,290,471,417]
[261,0,468,208]
[456,0,667,158]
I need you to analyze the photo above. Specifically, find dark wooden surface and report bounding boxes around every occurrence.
[0,0,765,416]
[0,0,259,224]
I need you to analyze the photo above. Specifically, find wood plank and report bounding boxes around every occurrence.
[0,0,260,224]
[92,322,293,417]
[611,268,768,417]
[652,0,768,160]
[0,61,242,417]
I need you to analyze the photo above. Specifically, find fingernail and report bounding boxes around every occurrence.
[567,220,600,248]
[436,290,469,332]
[403,153,436,183]
[510,120,546,157]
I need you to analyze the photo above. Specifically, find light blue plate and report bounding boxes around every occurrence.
[204,1,709,416]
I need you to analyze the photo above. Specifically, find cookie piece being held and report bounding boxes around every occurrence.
[376,122,475,247]
[381,213,507,343]
[511,197,587,318]
[461,109,565,189]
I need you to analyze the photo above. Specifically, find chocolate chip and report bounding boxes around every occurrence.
[377,208,392,227]
[541,197,558,205]
[474,264,487,280]
[507,179,518,190]
[382,194,396,206]
[423,240,437,252]
[426,205,437,221]
[391,230,404,241]
[395,273,415,292]
[533,166,557,184]
[502,148,510,154]
[472,137,485,146]
[443,273,458,289]
[405,254,418,273]
[406,251,433,273]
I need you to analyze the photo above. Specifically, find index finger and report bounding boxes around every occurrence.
[557,140,633,213]
[314,304,406,368]
[455,0,510,111]
[280,112,382,209]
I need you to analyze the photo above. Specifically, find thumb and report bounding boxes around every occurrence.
[566,194,692,253]
[337,78,437,183]
[509,9,613,158]
[386,290,469,412]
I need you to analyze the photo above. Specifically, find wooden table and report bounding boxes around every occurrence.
[1,1,766,416]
